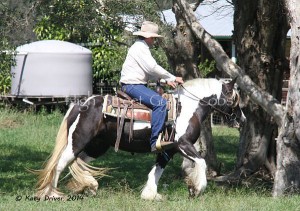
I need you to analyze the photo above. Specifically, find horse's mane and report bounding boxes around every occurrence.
[179,78,223,99]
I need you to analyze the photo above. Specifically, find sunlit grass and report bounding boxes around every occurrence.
[0,108,299,210]
[213,126,240,173]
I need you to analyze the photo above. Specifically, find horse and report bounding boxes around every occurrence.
[33,78,246,200]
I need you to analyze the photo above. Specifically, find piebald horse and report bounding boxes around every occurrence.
[34,78,245,200]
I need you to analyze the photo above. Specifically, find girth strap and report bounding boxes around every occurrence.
[115,102,130,152]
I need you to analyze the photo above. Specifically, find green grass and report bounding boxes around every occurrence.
[0,108,299,211]
[213,126,240,173]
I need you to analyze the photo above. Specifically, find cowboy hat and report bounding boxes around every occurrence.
[133,21,163,38]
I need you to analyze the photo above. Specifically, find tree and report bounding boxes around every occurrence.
[233,0,289,178]
[273,0,300,197]
[0,0,37,46]
[0,1,33,94]
[175,0,300,196]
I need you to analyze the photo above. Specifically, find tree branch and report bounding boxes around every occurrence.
[191,0,203,11]
[175,0,285,126]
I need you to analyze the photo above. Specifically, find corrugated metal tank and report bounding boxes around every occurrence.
[11,40,92,97]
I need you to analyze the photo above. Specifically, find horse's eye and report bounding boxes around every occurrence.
[227,91,233,96]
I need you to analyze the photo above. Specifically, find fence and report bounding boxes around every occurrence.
[94,81,119,95]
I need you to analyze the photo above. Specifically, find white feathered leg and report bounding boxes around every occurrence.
[182,157,207,197]
[141,165,164,201]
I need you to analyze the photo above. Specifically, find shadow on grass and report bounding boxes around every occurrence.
[0,143,50,194]
[89,148,183,191]
[0,143,184,195]
[213,134,239,172]
[214,135,239,153]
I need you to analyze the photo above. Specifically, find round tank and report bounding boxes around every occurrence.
[11,40,93,97]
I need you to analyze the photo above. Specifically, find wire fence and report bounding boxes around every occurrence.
[94,81,119,95]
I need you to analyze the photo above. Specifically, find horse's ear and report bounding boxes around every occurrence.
[231,77,237,84]
[228,77,237,89]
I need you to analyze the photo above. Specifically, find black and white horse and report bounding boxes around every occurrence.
[34,78,245,200]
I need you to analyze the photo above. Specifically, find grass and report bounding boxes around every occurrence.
[213,125,240,173]
[0,107,299,211]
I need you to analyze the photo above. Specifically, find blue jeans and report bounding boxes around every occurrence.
[121,84,167,147]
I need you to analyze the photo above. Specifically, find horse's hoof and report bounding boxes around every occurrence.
[141,192,165,201]
[154,193,165,201]
[84,187,97,196]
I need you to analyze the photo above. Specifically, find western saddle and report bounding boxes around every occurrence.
[102,90,177,152]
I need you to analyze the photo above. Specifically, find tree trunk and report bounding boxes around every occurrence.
[233,0,288,177]
[273,0,300,196]
[198,118,220,177]
[164,3,201,80]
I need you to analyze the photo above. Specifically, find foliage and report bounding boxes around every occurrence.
[0,0,36,95]
[0,0,37,46]
[96,0,172,80]
[151,45,171,72]
[0,55,13,95]
[33,0,172,83]
[33,0,127,82]
[90,21,127,81]
[0,3,10,94]
[0,1,15,94]
[0,40,14,95]
[198,57,216,77]
[104,0,159,20]
[34,0,103,43]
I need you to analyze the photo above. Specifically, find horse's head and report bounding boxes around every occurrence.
[177,77,246,128]
[217,78,246,128]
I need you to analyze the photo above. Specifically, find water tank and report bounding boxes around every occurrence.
[11,40,93,97]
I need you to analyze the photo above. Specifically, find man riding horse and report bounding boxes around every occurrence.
[120,21,184,153]
[32,21,246,201]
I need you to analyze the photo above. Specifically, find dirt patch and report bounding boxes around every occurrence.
[0,118,21,129]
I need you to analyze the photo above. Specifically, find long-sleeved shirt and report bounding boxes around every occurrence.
[120,40,176,84]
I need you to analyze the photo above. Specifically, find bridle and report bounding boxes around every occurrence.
[180,84,240,122]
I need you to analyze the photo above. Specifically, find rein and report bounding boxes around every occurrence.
[180,84,237,120]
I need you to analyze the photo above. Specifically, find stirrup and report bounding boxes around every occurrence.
[152,133,175,153]
[155,133,164,151]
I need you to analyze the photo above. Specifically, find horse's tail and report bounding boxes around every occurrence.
[66,157,109,194]
[31,105,74,196]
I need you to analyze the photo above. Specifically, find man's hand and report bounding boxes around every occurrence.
[175,77,184,84]
[167,77,184,88]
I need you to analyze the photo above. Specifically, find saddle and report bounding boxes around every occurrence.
[102,90,177,151]
[102,90,176,122]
